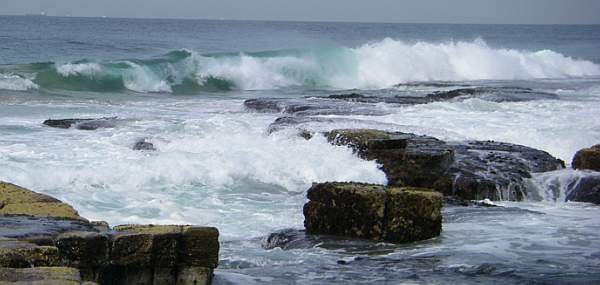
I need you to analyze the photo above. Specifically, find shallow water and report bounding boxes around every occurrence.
[1,16,600,283]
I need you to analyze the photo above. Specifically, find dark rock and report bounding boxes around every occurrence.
[566,174,600,204]
[303,182,443,243]
[261,229,306,250]
[43,117,118,130]
[326,129,564,201]
[245,87,558,117]
[133,139,156,151]
[572,144,600,171]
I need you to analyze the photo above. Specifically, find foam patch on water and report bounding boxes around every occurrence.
[56,62,102,76]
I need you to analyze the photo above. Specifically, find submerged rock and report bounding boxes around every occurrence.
[566,174,600,204]
[43,117,118,130]
[303,182,443,243]
[572,144,600,171]
[244,87,558,116]
[1,182,220,285]
[133,139,156,151]
[326,129,564,201]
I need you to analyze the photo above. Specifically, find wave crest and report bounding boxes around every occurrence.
[2,38,599,93]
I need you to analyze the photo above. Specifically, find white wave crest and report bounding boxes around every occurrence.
[56,62,102,76]
[187,38,600,90]
[0,74,38,91]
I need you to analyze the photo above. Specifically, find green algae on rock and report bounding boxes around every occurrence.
[304,182,443,243]
[0,182,81,220]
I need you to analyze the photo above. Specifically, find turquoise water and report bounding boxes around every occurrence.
[1,16,600,284]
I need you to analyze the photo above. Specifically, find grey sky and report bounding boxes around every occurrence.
[2,0,599,24]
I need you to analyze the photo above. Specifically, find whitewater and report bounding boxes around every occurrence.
[1,16,600,283]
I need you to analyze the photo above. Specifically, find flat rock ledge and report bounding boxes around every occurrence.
[0,181,219,285]
[326,129,564,202]
[304,182,443,243]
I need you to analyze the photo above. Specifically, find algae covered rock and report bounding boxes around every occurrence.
[0,182,81,220]
[304,182,387,240]
[572,144,600,171]
[303,182,443,243]
[0,238,60,268]
[384,188,443,243]
[325,129,563,201]
[0,267,84,284]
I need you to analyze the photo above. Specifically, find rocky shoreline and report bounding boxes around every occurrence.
[0,182,219,285]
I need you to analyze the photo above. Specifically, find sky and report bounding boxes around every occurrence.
[1,0,600,24]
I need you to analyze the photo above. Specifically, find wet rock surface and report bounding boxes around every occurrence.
[326,129,564,201]
[566,174,600,204]
[572,144,600,171]
[1,182,220,285]
[244,87,558,116]
[303,182,443,243]
[43,117,119,130]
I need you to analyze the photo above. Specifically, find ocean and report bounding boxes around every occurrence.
[1,16,600,283]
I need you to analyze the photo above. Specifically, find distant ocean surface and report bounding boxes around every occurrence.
[1,16,600,284]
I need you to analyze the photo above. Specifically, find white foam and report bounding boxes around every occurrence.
[0,74,38,91]
[56,62,102,76]
[0,104,386,238]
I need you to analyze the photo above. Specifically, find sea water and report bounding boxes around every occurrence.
[1,16,600,283]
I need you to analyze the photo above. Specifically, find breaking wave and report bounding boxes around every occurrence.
[0,38,599,93]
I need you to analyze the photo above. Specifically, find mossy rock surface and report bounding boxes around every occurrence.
[0,182,81,220]
[572,144,600,171]
[304,182,443,243]
[0,267,81,284]
[0,238,60,267]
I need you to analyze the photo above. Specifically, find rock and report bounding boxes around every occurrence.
[0,238,60,267]
[383,187,443,243]
[572,145,600,171]
[133,139,156,151]
[43,117,118,130]
[327,129,454,190]
[1,183,220,285]
[304,183,387,240]
[0,267,85,284]
[244,87,558,116]
[566,174,600,204]
[0,182,82,220]
[303,182,443,243]
[326,129,564,201]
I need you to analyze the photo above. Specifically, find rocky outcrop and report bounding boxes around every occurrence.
[43,117,119,130]
[303,182,442,243]
[1,182,219,285]
[326,129,564,201]
[0,182,81,220]
[572,145,600,171]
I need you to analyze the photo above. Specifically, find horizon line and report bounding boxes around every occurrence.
[1,13,599,26]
